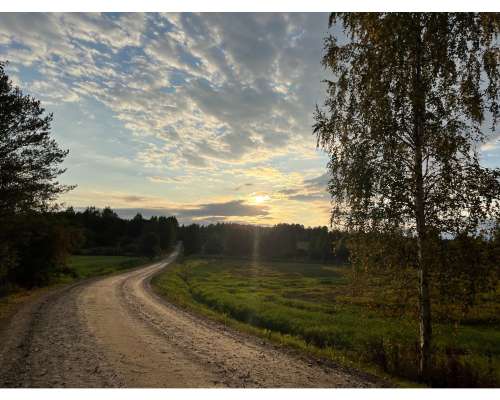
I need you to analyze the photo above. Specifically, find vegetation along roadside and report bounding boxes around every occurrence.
[152,257,500,387]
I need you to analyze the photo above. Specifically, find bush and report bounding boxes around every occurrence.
[1,213,78,290]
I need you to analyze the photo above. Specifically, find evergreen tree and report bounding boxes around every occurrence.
[0,61,73,217]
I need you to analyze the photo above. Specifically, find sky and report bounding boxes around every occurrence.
[1,13,499,227]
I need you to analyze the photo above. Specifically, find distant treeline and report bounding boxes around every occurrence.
[57,207,349,263]
[3,205,497,301]
[0,207,179,292]
[0,205,350,293]
[178,222,349,263]
[62,207,179,258]
[66,207,349,263]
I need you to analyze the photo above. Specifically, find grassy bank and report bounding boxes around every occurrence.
[0,255,148,325]
[65,255,148,280]
[151,257,500,387]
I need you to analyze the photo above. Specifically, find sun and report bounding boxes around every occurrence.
[254,194,270,204]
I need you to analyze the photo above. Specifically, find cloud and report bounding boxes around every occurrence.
[117,195,148,203]
[180,199,269,217]
[147,175,182,184]
[234,183,254,191]
[277,172,330,202]
[303,172,330,190]
[88,199,269,224]
[279,188,300,195]
[2,12,340,227]
[0,13,332,171]
[181,151,208,167]
[233,166,285,181]
[481,137,500,152]
[288,193,328,202]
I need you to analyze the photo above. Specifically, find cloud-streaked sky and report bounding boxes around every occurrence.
[1,13,499,226]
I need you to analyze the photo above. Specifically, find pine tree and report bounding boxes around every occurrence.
[0,61,73,216]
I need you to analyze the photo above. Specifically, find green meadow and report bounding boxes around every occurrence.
[66,255,148,280]
[152,257,500,387]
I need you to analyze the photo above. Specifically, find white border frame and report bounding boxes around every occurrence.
[0,0,499,12]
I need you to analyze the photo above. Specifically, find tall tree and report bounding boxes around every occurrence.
[140,232,161,259]
[314,13,500,380]
[0,61,73,217]
[0,61,74,289]
[158,216,179,250]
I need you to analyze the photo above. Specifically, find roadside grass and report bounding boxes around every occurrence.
[151,257,500,387]
[0,255,149,327]
[64,255,148,280]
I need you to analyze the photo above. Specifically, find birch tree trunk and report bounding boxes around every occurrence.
[413,17,432,381]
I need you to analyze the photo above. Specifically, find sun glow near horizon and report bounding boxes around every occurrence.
[254,194,271,204]
[0,13,339,228]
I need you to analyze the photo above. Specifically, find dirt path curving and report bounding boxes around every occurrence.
[0,248,376,388]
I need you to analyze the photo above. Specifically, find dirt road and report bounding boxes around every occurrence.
[0,249,375,387]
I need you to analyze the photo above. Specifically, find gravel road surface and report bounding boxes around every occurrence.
[0,248,376,388]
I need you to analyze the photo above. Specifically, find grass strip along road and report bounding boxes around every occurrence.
[152,257,500,387]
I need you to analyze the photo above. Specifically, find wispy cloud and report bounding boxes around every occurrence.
[1,13,340,227]
[0,13,331,169]
[75,198,268,224]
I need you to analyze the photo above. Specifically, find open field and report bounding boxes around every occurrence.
[152,257,500,387]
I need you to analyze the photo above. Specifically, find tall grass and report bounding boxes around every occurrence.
[66,255,147,279]
[152,258,500,387]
